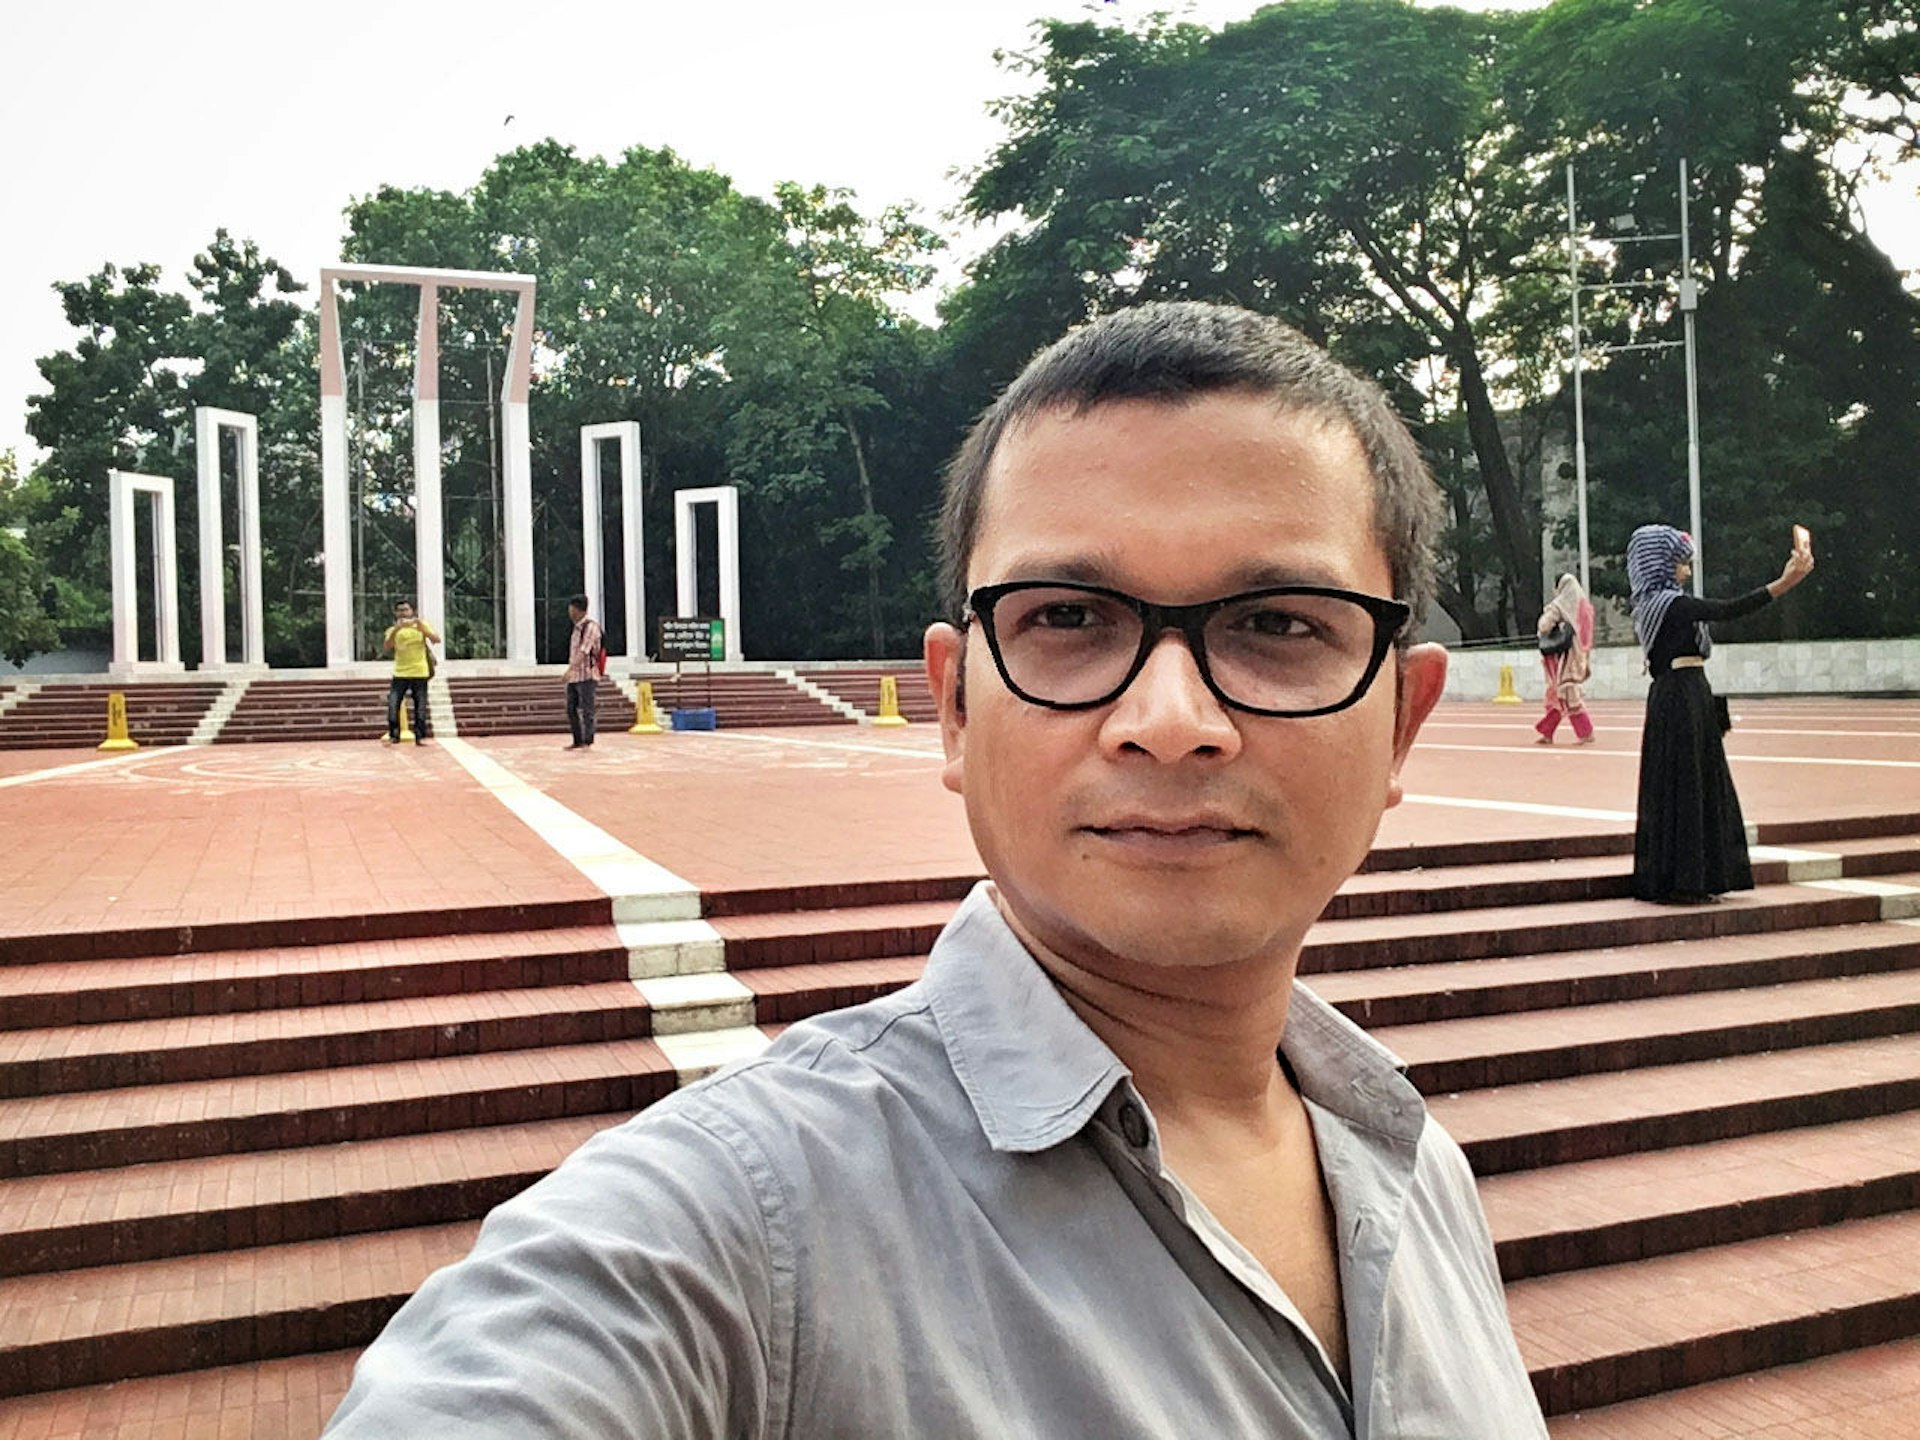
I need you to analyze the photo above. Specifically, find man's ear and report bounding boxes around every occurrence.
[924,621,967,797]
[1385,642,1447,810]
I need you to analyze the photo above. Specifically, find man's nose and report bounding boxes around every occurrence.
[1098,630,1241,761]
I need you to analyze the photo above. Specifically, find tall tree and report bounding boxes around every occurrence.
[0,453,62,665]
[960,1,1551,633]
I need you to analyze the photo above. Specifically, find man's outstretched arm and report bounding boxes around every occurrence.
[323,1104,786,1439]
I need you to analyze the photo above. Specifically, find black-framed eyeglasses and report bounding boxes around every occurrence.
[963,580,1411,718]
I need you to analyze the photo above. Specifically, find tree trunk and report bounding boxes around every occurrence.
[842,406,885,657]
[1453,341,1542,625]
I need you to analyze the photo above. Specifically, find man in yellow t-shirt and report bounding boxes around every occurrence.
[382,600,441,746]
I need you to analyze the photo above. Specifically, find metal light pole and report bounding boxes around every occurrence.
[1567,164,1591,596]
[1679,157,1704,596]
[1564,159,1703,598]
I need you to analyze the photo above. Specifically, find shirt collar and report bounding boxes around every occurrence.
[923,882,1427,1153]
[922,884,1131,1154]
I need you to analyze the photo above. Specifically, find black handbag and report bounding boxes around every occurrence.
[1538,621,1574,656]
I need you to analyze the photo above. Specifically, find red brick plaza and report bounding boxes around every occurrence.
[2,692,1919,1436]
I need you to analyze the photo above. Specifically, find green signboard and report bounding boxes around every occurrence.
[659,616,725,662]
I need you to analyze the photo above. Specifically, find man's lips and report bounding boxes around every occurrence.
[1081,814,1263,842]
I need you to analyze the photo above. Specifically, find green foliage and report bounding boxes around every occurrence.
[0,453,62,665]
[14,1,1918,659]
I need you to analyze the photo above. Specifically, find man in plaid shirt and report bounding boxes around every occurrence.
[564,593,604,750]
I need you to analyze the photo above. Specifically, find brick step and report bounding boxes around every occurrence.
[1544,1335,1920,1437]
[1304,921,1920,1027]
[1815,832,1920,877]
[700,873,981,919]
[1482,1109,1920,1281]
[1509,1208,1920,1415]
[0,1036,676,1178]
[1378,969,1920,1093]
[0,901,614,969]
[0,1113,621,1276]
[0,1219,479,1398]
[1299,882,1885,974]
[1327,853,1633,918]
[711,899,960,969]
[0,980,653,1097]
[1760,810,1920,845]
[0,924,626,1024]
[737,955,926,1025]
[1428,1033,1920,1175]
[0,1346,362,1438]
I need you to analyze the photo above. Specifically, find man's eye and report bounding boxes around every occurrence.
[1235,607,1315,638]
[1033,603,1102,629]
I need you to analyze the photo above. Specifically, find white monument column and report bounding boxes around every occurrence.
[580,422,644,662]
[109,470,181,673]
[319,277,353,664]
[194,407,264,669]
[412,284,446,631]
[318,264,536,666]
[673,485,743,662]
[501,285,537,663]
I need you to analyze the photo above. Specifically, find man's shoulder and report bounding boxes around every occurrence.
[635,983,955,1168]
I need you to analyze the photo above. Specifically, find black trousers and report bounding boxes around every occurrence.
[567,679,598,745]
[387,677,430,742]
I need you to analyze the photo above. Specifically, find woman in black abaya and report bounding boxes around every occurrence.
[1628,523,1815,903]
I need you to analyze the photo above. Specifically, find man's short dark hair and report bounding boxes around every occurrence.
[936,301,1443,636]
[568,594,590,612]
[393,599,414,613]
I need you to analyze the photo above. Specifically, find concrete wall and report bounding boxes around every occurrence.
[1444,639,1920,703]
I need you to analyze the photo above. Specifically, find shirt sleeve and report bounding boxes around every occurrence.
[1665,586,1773,625]
[321,1102,789,1439]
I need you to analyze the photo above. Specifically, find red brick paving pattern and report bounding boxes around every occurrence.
[0,1348,360,1439]
[1547,1337,1920,1437]
[0,742,599,944]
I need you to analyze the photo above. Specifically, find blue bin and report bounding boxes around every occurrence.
[670,707,719,731]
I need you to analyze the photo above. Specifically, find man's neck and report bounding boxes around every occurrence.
[989,889,1300,1126]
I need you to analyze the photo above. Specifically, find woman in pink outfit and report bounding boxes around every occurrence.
[1535,572,1596,744]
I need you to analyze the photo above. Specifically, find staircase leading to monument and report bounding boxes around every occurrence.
[0,681,224,751]
[3,818,1920,1434]
[215,678,393,744]
[794,664,939,722]
[443,674,638,737]
[636,672,846,728]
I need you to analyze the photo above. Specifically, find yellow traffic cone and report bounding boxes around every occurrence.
[98,691,139,751]
[398,695,416,742]
[1491,664,1523,705]
[629,681,664,735]
[872,674,909,727]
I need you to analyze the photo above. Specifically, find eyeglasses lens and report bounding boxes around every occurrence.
[985,585,1385,713]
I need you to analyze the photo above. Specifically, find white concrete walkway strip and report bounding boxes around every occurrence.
[1401,794,1636,823]
[1799,877,1920,920]
[700,730,945,760]
[1746,845,1845,882]
[618,918,726,978]
[1415,741,1920,771]
[438,736,702,922]
[636,971,756,1034]
[654,1025,775,1085]
[0,747,179,788]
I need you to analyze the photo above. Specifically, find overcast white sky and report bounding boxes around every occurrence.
[1,0,1912,465]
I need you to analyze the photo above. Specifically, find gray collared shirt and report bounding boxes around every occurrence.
[325,885,1547,1438]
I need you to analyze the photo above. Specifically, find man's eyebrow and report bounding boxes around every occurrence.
[983,557,1359,593]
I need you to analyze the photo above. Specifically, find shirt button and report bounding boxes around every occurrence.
[1118,1101,1150,1149]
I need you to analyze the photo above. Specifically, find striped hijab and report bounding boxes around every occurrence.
[1627,525,1708,660]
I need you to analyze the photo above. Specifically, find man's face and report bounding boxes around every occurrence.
[568,604,586,624]
[925,393,1445,979]
[394,604,414,624]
